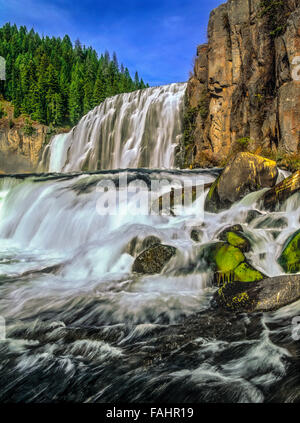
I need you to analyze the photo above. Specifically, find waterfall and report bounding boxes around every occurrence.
[42,83,187,173]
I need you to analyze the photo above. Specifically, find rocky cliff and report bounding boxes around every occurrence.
[184,0,300,169]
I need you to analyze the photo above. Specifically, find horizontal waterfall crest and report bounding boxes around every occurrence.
[41,83,187,172]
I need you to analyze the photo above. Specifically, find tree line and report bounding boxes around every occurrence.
[0,23,148,126]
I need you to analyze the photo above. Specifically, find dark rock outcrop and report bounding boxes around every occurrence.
[205,152,278,212]
[132,244,177,274]
[217,224,251,252]
[261,170,300,211]
[215,274,300,312]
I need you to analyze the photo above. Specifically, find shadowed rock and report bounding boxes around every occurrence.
[214,275,300,313]
[132,244,177,274]
[278,230,300,274]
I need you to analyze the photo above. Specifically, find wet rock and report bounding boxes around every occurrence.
[217,225,250,252]
[278,230,300,274]
[132,244,177,274]
[254,216,288,230]
[204,242,264,286]
[214,275,300,313]
[205,153,278,213]
[261,171,300,211]
[124,236,161,257]
[245,210,263,224]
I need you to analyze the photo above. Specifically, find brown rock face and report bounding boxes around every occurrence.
[185,0,300,167]
[0,125,48,173]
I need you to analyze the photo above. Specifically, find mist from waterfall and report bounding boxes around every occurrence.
[41,83,187,173]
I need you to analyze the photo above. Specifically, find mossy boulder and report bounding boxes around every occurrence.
[278,230,300,274]
[205,153,278,213]
[217,225,251,252]
[214,275,300,312]
[205,242,265,285]
[261,171,300,211]
[132,244,177,274]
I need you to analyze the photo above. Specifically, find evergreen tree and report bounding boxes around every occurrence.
[0,23,148,127]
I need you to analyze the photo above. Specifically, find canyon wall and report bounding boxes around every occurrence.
[184,0,300,167]
[0,121,48,173]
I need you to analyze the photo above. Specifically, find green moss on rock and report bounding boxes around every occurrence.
[278,230,300,274]
[234,262,264,282]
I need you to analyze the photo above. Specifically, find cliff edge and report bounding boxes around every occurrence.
[183,0,300,169]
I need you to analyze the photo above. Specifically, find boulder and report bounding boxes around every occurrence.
[214,275,300,313]
[205,153,278,212]
[217,224,251,252]
[261,171,300,211]
[278,230,300,274]
[132,244,177,274]
[204,242,265,285]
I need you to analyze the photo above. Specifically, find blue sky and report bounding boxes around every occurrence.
[0,0,224,86]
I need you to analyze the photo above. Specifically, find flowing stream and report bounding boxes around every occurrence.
[0,169,299,403]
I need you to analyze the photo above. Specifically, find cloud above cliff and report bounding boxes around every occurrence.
[0,0,223,85]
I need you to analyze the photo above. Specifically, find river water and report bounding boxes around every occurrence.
[0,169,299,402]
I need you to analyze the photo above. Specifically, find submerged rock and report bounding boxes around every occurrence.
[132,244,177,274]
[204,242,264,285]
[205,153,278,213]
[214,275,300,313]
[278,230,300,274]
[217,225,250,252]
[261,171,300,211]
[245,210,263,224]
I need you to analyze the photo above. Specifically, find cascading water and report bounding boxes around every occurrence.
[41,83,187,173]
[0,170,299,403]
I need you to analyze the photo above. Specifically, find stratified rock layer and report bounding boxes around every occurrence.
[186,0,300,167]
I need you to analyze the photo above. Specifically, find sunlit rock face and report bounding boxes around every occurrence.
[186,0,300,167]
[41,83,187,172]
